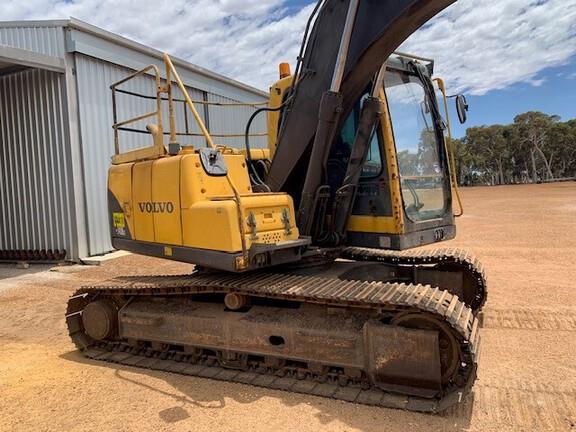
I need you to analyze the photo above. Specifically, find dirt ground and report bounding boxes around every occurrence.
[1,182,575,432]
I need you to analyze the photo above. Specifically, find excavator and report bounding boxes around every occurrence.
[66,0,487,413]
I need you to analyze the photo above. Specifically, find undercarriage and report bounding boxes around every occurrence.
[66,247,484,413]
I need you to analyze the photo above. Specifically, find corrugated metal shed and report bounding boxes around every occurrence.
[0,18,269,261]
[0,22,66,57]
[207,93,267,149]
[0,68,78,257]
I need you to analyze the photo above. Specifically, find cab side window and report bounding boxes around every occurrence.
[337,95,383,178]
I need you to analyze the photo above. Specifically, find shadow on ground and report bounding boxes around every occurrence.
[0,263,54,281]
[60,350,475,432]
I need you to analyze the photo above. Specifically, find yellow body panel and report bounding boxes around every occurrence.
[152,157,183,245]
[109,152,300,254]
[108,163,134,237]
[180,154,252,206]
[132,161,155,242]
[182,200,241,251]
[267,75,292,158]
[347,215,400,233]
[243,195,287,231]
[182,194,298,253]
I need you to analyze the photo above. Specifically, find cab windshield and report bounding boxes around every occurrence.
[384,69,447,221]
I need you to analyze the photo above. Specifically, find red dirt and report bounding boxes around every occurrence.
[1,182,575,431]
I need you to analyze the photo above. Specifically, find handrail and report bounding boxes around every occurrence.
[392,51,434,65]
[110,64,163,156]
[163,54,215,148]
[433,77,463,217]
[114,111,158,128]
[109,63,267,155]
[116,126,267,138]
[114,87,267,107]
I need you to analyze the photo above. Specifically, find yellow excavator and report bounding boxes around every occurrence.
[67,0,486,413]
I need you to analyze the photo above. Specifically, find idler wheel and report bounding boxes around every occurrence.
[391,312,460,384]
[82,299,118,340]
[433,262,485,311]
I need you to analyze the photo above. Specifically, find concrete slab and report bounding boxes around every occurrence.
[80,250,132,266]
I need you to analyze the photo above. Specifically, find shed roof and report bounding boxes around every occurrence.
[0,18,268,99]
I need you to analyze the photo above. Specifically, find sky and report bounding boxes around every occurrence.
[2,0,576,138]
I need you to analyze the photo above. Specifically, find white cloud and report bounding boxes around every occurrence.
[0,0,313,92]
[401,0,576,95]
[1,0,575,96]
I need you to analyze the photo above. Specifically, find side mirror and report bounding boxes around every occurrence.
[456,94,469,124]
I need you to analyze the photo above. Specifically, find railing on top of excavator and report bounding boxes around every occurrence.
[110,58,268,157]
[110,53,262,268]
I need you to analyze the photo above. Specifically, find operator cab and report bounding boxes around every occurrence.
[385,66,447,222]
[329,54,464,250]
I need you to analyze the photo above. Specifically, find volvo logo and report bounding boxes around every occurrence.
[138,202,175,214]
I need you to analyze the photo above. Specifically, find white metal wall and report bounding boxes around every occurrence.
[0,25,65,58]
[0,68,77,257]
[207,93,267,149]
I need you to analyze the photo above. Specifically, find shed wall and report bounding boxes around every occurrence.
[207,93,267,149]
[0,25,65,58]
[0,68,77,258]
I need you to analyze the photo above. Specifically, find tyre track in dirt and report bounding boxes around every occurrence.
[446,378,576,431]
[482,308,576,331]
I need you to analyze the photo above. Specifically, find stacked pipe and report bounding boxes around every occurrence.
[0,249,67,262]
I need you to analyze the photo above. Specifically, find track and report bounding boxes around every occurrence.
[66,272,479,413]
[341,247,487,312]
[482,308,576,331]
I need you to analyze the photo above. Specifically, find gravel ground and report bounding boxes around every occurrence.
[1,182,575,432]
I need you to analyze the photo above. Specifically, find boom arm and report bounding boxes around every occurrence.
[266,0,455,240]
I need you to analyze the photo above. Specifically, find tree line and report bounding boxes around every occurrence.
[450,111,576,186]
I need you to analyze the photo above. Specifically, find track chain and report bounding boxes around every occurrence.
[341,246,487,311]
[66,272,479,413]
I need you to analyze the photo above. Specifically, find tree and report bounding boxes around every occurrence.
[464,125,509,185]
[450,111,575,186]
[547,121,576,178]
[512,112,560,181]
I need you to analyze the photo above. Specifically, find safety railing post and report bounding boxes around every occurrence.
[111,86,119,154]
[153,67,164,152]
[163,54,216,149]
[166,66,177,143]
[111,64,164,157]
